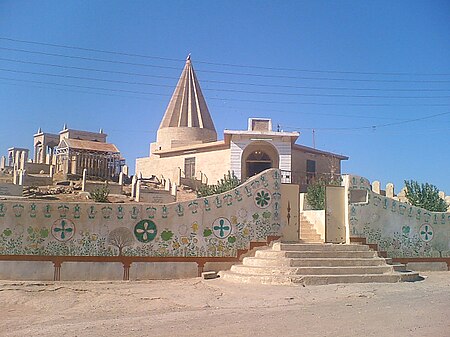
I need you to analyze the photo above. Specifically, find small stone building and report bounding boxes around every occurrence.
[136,56,348,191]
[54,127,124,180]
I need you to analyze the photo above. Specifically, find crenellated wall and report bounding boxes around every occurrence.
[0,169,283,280]
[346,175,450,260]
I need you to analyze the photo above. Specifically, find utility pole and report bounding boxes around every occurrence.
[312,129,316,149]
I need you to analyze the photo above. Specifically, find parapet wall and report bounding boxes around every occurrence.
[346,175,450,259]
[0,169,283,280]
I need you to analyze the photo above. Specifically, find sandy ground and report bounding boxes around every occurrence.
[0,272,449,337]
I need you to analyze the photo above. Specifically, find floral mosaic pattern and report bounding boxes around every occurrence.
[134,220,157,243]
[419,224,433,242]
[51,219,75,242]
[348,174,450,259]
[0,169,283,258]
[255,189,271,208]
[212,217,232,239]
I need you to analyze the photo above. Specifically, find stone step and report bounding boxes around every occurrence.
[299,229,320,235]
[219,271,420,286]
[231,264,394,276]
[301,238,323,243]
[300,235,323,241]
[256,250,378,259]
[243,257,388,268]
[272,243,370,252]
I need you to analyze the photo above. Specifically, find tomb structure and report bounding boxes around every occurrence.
[136,56,348,191]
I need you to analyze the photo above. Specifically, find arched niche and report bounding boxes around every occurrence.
[241,141,279,179]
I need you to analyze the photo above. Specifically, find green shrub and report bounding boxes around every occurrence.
[91,184,110,203]
[306,176,341,210]
[196,171,240,197]
[404,180,447,212]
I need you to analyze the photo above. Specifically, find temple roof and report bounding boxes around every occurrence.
[159,55,216,132]
[60,139,119,153]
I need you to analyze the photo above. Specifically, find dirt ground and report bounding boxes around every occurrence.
[0,272,449,337]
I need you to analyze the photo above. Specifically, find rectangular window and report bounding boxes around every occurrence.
[306,160,316,173]
[184,157,196,179]
[306,159,316,185]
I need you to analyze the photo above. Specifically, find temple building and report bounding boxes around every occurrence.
[136,56,348,191]
[54,127,124,180]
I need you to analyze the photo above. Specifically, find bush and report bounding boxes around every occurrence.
[404,180,447,212]
[196,171,240,197]
[306,176,341,210]
[91,184,110,203]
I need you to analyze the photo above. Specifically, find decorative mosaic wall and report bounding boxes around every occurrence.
[0,169,282,258]
[347,175,450,258]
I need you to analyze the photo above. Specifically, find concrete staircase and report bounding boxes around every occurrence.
[219,242,420,286]
[299,214,323,243]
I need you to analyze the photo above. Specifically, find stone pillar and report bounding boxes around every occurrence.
[119,172,125,186]
[176,167,182,186]
[165,179,171,191]
[0,156,5,169]
[386,183,395,198]
[372,181,380,194]
[49,165,54,178]
[19,152,26,170]
[82,168,87,192]
[135,179,141,202]
[18,169,24,186]
[13,167,18,185]
[131,175,137,198]
[122,164,129,176]
[171,182,177,199]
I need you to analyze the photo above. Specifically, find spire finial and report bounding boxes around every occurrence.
[186,53,191,61]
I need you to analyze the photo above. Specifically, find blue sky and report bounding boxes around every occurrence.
[0,0,449,193]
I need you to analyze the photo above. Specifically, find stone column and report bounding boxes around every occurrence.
[372,181,380,194]
[119,172,124,186]
[18,169,24,186]
[171,182,177,199]
[165,179,171,191]
[82,168,87,192]
[49,165,54,178]
[135,179,141,202]
[386,183,395,198]
[0,156,5,169]
[131,175,137,198]
[122,164,129,176]
[13,167,18,185]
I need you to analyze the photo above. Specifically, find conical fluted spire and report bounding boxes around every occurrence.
[159,56,216,132]
[156,56,217,150]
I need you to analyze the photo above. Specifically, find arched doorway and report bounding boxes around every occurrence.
[241,142,279,179]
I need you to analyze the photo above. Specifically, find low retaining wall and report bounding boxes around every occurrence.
[0,169,283,280]
[346,175,450,261]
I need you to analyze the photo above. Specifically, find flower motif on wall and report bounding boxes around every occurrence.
[212,217,232,239]
[13,204,24,217]
[134,220,157,243]
[419,224,433,242]
[255,189,271,208]
[51,218,75,242]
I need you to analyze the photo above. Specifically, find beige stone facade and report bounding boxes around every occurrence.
[136,57,348,190]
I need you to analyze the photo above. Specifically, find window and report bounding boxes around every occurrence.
[306,159,316,184]
[184,157,196,179]
[306,160,316,174]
